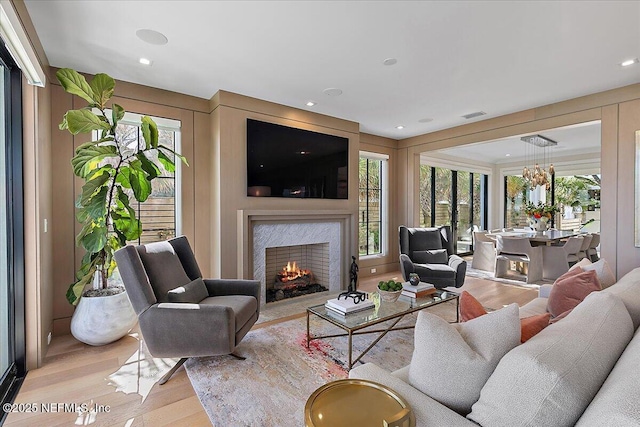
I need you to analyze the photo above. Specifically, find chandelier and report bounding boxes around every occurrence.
[521,134,556,190]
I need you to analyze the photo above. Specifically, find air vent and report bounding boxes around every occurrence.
[461,111,486,120]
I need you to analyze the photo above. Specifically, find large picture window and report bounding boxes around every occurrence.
[98,113,182,245]
[359,153,387,256]
[420,164,488,255]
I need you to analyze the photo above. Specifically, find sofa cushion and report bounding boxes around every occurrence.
[409,304,520,415]
[200,295,257,332]
[603,266,640,329]
[460,291,550,343]
[408,228,443,251]
[518,297,548,318]
[547,269,600,317]
[576,328,640,426]
[413,248,448,264]
[349,363,478,427]
[138,241,191,303]
[167,277,208,303]
[468,291,634,427]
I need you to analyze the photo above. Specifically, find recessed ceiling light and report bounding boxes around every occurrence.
[323,88,343,97]
[396,125,404,130]
[621,58,639,67]
[383,58,397,66]
[298,151,310,155]
[306,101,316,107]
[139,58,152,66]
[418,118,434,123]
[461,111,486,120]
[136,29,168,45]
[505,154,511,157]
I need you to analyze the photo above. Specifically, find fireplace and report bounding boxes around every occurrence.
[240,210,355,306]
[265,243,329,302]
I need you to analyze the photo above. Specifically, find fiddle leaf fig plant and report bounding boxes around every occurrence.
[57,68,187,305]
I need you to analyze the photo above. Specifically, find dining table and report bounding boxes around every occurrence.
[487,229,584,246]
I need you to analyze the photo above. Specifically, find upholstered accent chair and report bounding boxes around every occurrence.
[114,236,260,384]
[399,226,467,289]
[495,235,543,284]
[541,236,584,280]
[471,231,496,273]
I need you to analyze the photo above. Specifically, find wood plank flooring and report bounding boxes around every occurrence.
[4,272,536,427]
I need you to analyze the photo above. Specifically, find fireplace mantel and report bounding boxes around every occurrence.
[237,210,356,305]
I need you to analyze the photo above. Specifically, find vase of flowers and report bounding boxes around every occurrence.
[524,202,559,232]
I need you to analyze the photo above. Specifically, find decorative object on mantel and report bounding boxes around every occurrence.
[57,68,188,345]
[337,255,367,303]
[521,134,557,190]
[524,202,559,232]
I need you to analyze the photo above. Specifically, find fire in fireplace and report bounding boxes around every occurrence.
[267,261,328,303]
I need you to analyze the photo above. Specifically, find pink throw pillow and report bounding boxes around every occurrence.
[547,270,601,318]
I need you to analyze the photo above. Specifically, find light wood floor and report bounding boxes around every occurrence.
[4,273,536,427]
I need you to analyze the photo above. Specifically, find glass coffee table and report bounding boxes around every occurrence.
[306,290,459,370]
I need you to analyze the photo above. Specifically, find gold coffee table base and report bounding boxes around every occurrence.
[305,379,416,427]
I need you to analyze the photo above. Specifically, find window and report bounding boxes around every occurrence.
[0,40,25,420]
[97,112,182,244]
[359,153,387,256]
[420,163,488,254]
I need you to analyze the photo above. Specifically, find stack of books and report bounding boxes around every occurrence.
[325,297,374,315]
[401,282,436,299]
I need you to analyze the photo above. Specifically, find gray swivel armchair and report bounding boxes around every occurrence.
[399,226,467,289]
[114,236,260,384]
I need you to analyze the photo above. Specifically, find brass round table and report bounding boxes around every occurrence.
[305,379,415,427]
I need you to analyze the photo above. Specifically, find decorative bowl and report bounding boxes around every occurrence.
[377,289,402,302]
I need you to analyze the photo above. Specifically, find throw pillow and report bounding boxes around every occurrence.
[413,249,448,264]
[459,291,551,343]
[520,313,552,342]
[547,269,601,317]
[570,257,592,271]
[138,240,192,302]
[549,308,571,324]
[555,265,584,282]
[409,304,521,415]
[167,277,208,303]
[581,259,616,288]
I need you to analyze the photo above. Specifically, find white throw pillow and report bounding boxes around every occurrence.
[408,304,520,415]
[570,258,592,271]
[582,259,616,288]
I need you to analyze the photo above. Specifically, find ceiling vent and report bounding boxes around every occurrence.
[461,111,486,120]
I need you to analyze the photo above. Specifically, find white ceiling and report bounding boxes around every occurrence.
[435,121,602,165]
[24,1,640,139]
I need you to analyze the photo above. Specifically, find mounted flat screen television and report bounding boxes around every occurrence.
[246,119,348,199]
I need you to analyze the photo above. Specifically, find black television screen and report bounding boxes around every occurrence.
[246,119,348,199]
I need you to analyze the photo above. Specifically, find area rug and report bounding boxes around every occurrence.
[185,300,457,426]
[465,264,550,289]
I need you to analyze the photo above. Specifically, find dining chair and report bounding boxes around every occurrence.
[541,236,584,280]
[587,233,600,262]
[495,236,543,284]
[471,231,496,272]
[576,234,593,260]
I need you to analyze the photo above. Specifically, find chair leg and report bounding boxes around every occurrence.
[159,357,188,385]
[230,352,246,360]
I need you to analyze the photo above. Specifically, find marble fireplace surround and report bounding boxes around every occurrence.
[238,210,356,306]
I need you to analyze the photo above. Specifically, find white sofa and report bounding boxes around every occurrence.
[349,267,640,426]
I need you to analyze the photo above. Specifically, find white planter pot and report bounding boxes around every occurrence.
[70,290,137,346]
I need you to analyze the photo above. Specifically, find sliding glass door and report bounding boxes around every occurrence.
[0,41,25,421]
[420,164,488,255]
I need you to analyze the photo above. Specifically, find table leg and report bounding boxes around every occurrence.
[306,310,310,349]
[348,331,353,370]
[456,296,460,323]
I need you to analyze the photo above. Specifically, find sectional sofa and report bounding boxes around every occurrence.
[349,266,640,426]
